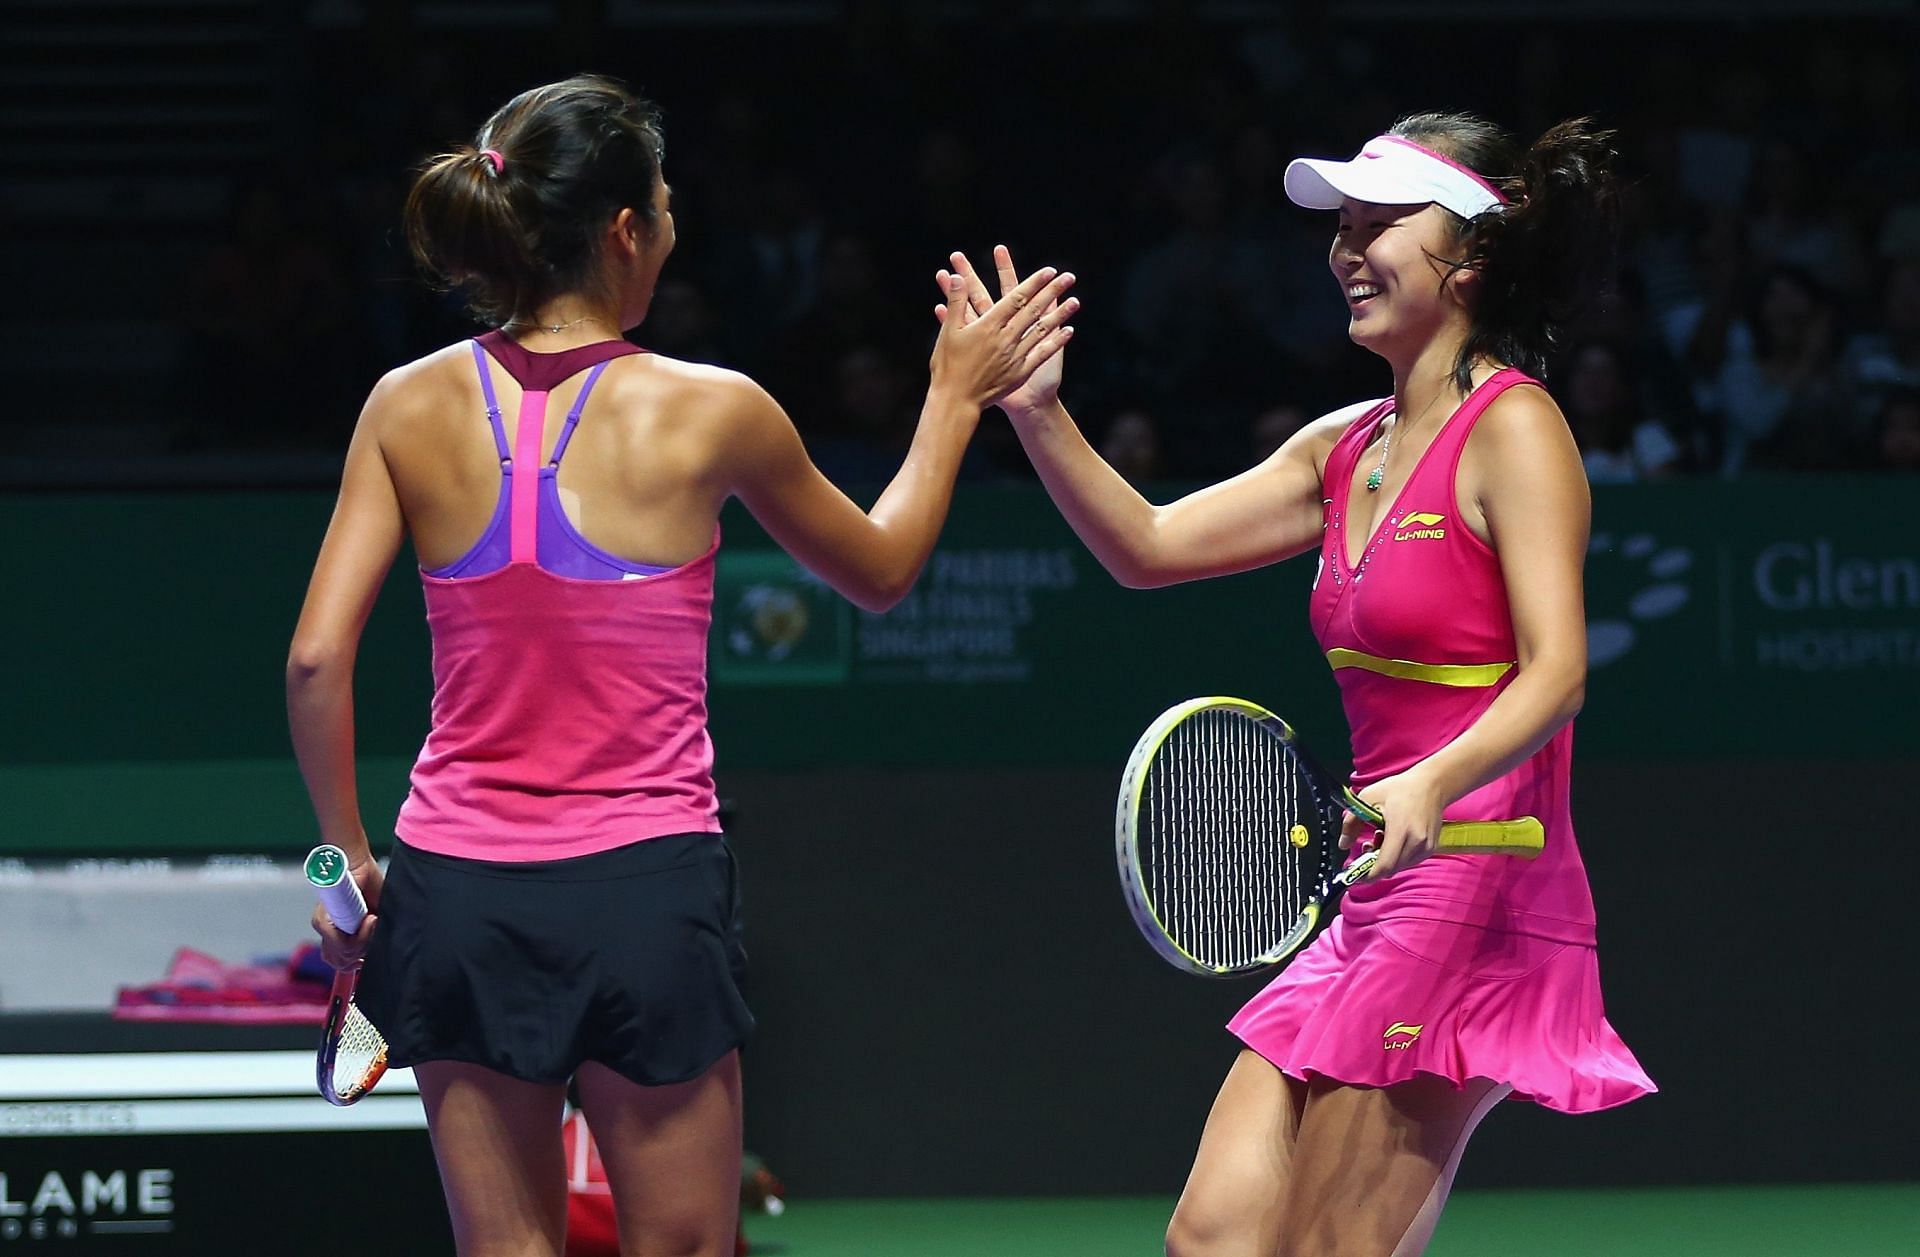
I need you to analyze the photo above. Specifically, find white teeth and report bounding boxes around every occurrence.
[1347,284,1381,300]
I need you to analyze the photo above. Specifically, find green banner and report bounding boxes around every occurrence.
[1574,479,1919,753]
[4,478,1915,781]
[704,489,1330,768]
[705,478,1920,764]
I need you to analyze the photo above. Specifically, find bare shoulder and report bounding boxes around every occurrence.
[1467,381,1581,468]
[1461,381,1590,536]
[1302,398,1384,444]
[1283,397,1383,480]
[359,342,476,436]
[626,354,769,407]
[610,353,782,429]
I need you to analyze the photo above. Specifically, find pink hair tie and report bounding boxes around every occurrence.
[480,148,505,174]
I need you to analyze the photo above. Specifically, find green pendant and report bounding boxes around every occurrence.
[1366,466,1384,491]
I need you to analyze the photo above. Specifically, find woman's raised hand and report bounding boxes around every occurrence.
[929,248,1077,410]
[936,245,1071,420]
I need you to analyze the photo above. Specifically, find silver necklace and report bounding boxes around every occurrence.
[1365,414,1397,491]
[1366,387,1448,491]
[502,313,611,335]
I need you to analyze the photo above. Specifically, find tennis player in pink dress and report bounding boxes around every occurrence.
[943,113,1654,1255]
[287,75,1076,1257]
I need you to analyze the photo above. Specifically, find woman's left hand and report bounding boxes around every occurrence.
[935,246,1069,419]
[927,257,1078,409]
[1340,767,1447,881]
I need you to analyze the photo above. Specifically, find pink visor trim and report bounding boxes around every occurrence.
[1372,135,1508,206]
[1285,133,1508,219]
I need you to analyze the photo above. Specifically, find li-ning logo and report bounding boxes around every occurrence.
[1392,512,1447,542]
[1382,1022,1424,1050]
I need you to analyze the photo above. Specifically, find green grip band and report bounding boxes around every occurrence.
[304,845,349,888]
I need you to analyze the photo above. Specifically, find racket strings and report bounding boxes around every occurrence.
[1140,709,1319,971]
[331,1003,390,1100]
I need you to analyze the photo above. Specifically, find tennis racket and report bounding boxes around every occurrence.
[305,844,391,1106]
[1116,697,1545,978]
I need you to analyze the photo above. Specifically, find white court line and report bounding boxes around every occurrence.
[1,1095,426,1137]
[0,1051,419,1098]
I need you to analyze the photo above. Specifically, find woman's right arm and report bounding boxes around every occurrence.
[287,371,412,966]
[723,267,1078,612]
[1009,400,1345,587]
[949,246,1352,588]
[1006,398,1361,588]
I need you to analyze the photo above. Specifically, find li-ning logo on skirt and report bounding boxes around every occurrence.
[1383,1022,1424,1050]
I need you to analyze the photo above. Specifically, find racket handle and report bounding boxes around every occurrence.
[304,844,368,933]
[1336,850,1381,886]
[1435,816,1545,856]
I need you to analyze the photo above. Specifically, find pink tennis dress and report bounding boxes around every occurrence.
[1226,368,1655,1113]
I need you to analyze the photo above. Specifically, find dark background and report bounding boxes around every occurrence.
[3,0,1918,1217]
[10,0,1920,484]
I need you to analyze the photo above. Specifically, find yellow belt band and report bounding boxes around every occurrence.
[1326,647,1514,688]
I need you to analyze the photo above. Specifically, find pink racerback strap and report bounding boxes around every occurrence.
[509,391,549,563]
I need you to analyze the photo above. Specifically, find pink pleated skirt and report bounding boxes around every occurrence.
[1226,915,1655,1113]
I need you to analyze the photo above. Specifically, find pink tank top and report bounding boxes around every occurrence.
[395,350,722,861]
[1311,368,1596,943]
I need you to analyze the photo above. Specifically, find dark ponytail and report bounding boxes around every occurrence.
[404,75,665,326]
[1390,112,1620,392]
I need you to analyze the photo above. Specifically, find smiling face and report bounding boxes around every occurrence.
[1329,197,1475,362]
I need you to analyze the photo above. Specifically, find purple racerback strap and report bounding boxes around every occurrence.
[470,340,511,463]
[550,361,611,467]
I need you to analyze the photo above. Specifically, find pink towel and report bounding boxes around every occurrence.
[112,945,331,1024]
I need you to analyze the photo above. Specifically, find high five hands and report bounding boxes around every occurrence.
[935,245,1074,417]
[928,251,1078,409]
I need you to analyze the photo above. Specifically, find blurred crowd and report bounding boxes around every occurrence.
[173,9,1920,481]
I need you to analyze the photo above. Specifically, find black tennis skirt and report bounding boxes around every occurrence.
[356,832,752,1087]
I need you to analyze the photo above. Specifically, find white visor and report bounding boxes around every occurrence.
[1284,134,1508,220]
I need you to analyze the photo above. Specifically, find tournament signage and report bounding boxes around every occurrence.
[1748,540,1919,669]
[709,479,1920,764]
[715,546,1080,687]
[0,1168,173,1242]
[0,1053,436,1251]
[703,486,1320,768]
[1576,480,1918,753]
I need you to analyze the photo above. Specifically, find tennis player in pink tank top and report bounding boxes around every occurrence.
[946,113,1654,1255]
[286,76,1078,1257]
